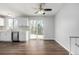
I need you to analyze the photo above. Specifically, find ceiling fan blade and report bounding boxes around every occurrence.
[34,10,40,14]
[39,3,42,9]
[34,3,46,14]
[44,8,52,11]
[39,3,45,10]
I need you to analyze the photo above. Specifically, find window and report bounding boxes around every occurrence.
[8,18,18,29]
[0,18,4,26]
[8,18,13,29]
[30,20,44,39]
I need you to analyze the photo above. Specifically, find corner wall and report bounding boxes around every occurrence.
[55,4,79,53]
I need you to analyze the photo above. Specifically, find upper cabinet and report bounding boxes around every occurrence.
[0,17,7,31]
[7,17,29,31]
[17,17,27,26]
[16,17,29,31]
[0,17,29,31]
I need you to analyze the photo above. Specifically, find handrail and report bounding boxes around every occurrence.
[70,36,79,38]
[69,36,79,55]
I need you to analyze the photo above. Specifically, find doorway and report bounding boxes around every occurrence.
[29,20,44,40]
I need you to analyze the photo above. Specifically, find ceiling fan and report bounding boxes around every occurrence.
[34,3,52,15]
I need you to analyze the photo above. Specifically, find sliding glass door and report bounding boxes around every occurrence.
[30,20,44,39]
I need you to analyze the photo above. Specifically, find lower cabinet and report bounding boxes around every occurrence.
[0,31,29,42]
[19,31,26,41]
[0,31,11,41]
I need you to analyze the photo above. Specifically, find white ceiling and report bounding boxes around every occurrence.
[0,3,65,17]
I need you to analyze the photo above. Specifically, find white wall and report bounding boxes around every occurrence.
[29,16,54,40]
[43,16,55,39]
[55,4,79,54]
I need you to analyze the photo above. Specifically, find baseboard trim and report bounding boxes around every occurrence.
[30,38,54,40]
[40,39,54,40]
[55,39,70,53]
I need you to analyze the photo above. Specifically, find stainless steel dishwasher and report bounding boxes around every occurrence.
[11,32,19,42]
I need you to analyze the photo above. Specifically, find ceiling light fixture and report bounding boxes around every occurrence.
[37,10,45,15]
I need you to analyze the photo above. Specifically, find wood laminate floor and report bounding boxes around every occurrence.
[0,40,69,55]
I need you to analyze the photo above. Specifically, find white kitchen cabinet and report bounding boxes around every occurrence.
[0,31,11,41]
[19,31,26,41]
[0,31,29,42]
